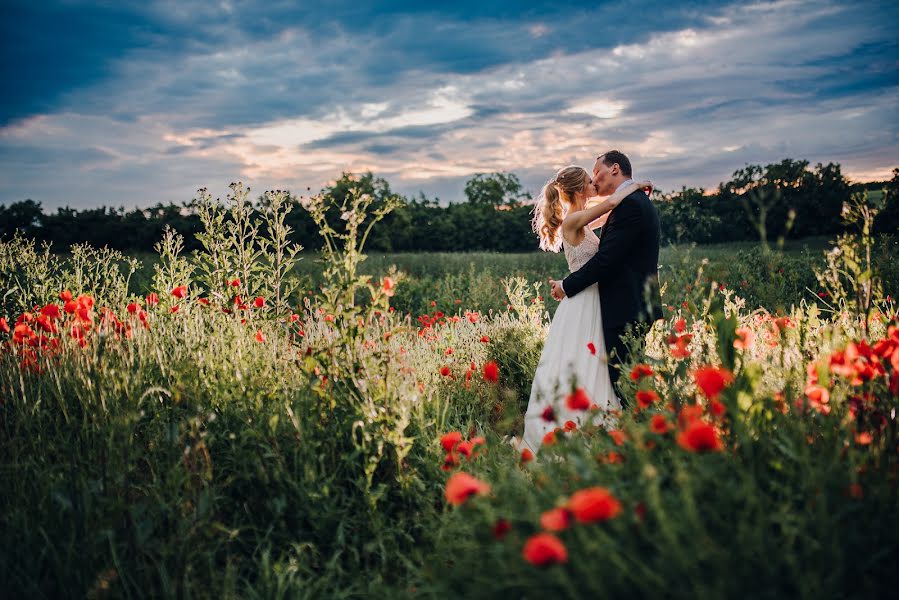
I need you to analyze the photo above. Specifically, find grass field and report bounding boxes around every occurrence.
[2,201,898,598]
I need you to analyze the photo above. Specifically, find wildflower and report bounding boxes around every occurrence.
[565,387,591,411]
[630,363,654,381]
[635,389,660,410]
[146,293,159,306]
[540,507,572,531]
[587,342,596,355]
[542,430,557,446]
[734,327,754,349]
[709,399,726,417]
[59,290,73,302]
[197,297,210,306]
[492,519,511,540]
[480,335,490,343]
[693,366,735,400]
[674,318,686,333]
[440,365,452,377]
[541,406,555,422]
[520,448,534,463]
[170,305,180,314]
[608,430,627,446]
[670,334,692,359]
[0,317,9,334]
[567,487,622,523]
[255,330,266,343]
[855,431,873,445]
[445,347,454,356]
[441,452,460,471]
[522,533,568,566]
[382,277,395,297]
[483,361,499,383]
[230,278,240,287]
[804,384,830,414]
[676,420,724,452]
[444,472,490,506]
[440,431,463,453]
[564,420,577,432]
[127,302,139,314]
[456,440,474,458]
[649,414,670,434]
[171,286,187,299]
[40,304,61,320]
[253,296,265,308]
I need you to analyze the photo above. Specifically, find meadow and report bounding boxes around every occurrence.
[1,189,897,599]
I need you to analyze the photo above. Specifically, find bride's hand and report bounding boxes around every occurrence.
[637,179,653,196]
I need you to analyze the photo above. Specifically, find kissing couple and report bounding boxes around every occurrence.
[517,150,663,455]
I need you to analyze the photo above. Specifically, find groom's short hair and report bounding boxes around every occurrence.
[598,150,632,177]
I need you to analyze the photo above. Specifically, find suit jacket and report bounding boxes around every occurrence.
[562,189,663,332]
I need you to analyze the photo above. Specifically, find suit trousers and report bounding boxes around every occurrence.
[604,322,650,409]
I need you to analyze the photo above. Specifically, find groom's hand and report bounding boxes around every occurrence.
[550,279,566,301]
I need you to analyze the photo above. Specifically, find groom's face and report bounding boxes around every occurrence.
[593,157,616,196]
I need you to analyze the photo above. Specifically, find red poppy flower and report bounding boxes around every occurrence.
[709,399,726,417]
[441,452,460,471]
[542,430,557,446]
[40,304,61,320]
[456,440,474,458]
[630,363,654,381]
[0,317,9,334]
[670,334,692,359]
[146,293,159,306]
[565,387,591,411]
[230,278,241,287]
[563,420,577,432]
[674,318,686,333]
[444,472,490,506]
[445,347,453,356]
[855,431,873,445]
[253,296,265,308]
[693,366,735,399]
[541,405,555,422]
[540,507,572,531]
[522,533,568,566]
[676,420,724,452]
[587,342,596,355]
[567,487,622,523]
[635,389,660,409]
[439,366,451,377]
[197,297,210,306]
[492,518,512,540]
[520,448,534,463]
[608,429,627,446]
[59,290,73,302]
[440,431,463,453]
[255,330,266,343]
[483,361,499,383]
[649,414,670,434]
[734,327,754,350]
[171,286,187,299]
[127,302,139,314]
[804,384,830,414]
[170,305,180,314]
[480,335,490,343]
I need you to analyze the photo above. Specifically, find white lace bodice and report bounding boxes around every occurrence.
[562,227,600,272]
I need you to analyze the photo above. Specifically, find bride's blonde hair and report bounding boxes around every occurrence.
[531,165,588,252]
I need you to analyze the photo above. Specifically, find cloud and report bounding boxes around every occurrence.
[0,0,897,210]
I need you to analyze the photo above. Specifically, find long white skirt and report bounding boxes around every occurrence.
[521,283,620,454]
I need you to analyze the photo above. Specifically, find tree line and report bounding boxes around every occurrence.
[2,159,897,253]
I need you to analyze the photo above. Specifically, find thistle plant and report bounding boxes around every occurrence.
[257,189,303,312]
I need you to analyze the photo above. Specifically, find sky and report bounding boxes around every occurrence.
[1,0,897,210]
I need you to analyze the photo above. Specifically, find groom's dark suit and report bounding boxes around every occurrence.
[562,188,663,394]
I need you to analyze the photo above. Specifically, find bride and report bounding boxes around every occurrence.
[518,166,651,455]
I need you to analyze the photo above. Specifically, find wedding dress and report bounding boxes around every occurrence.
[520,226,620,454]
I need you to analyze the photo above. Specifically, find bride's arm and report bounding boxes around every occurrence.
[562,180,652,235]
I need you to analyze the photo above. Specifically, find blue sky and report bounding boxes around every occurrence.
[1,0,897,209]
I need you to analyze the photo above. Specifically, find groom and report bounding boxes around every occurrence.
[550,150,663,404]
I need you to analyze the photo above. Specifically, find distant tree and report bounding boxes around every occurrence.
[463,173,528,206]
[0,199,43,239]
[874,168,899,234]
